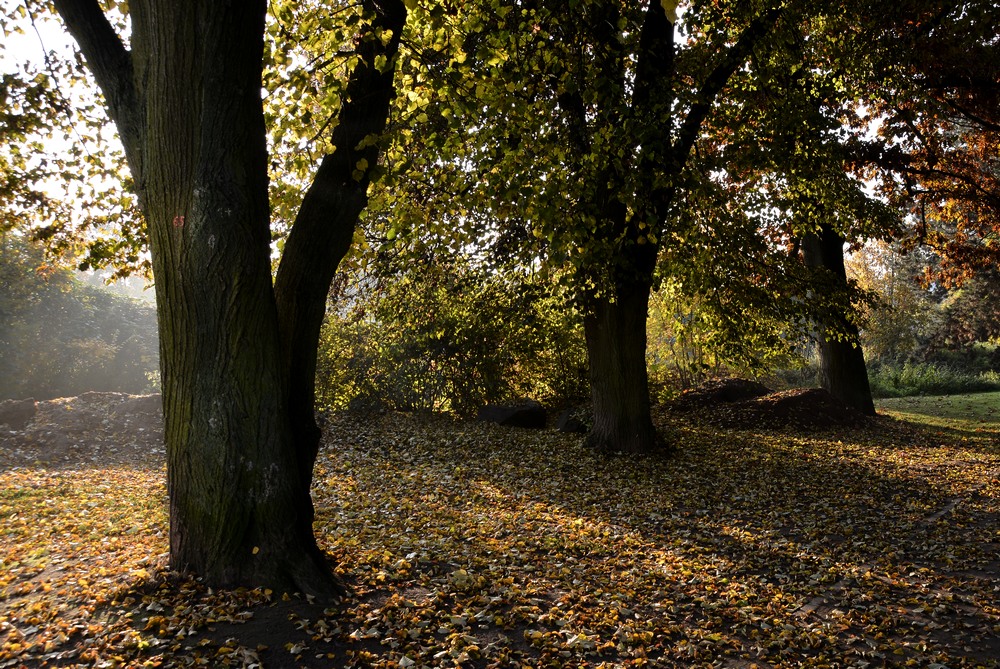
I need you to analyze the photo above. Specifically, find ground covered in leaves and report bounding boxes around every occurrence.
[1,392,999,668]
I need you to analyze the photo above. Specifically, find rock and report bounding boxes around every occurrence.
[347,395,387,415]
[477,400,547,429]
[555,408,589,434]
[0,398,38,429]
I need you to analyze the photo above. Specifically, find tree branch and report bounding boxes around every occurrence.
[273,0,407,471]
[52,0,144,182]
[673,5,785,163]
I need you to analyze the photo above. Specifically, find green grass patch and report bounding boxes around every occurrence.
[869,361,1000,398]
[877,390,1000,433]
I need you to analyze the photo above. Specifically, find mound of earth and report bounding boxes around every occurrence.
[721,388,869,429]
[669,380,868,430]
[0,392,164,470]
[671,378,772,410]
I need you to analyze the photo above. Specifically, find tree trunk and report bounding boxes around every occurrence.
[571,3,783,454]
[584,280,660,454]
[53,0,343,597]
[138,0,342,597]
[801,225,877,416]
[273,0,406,568]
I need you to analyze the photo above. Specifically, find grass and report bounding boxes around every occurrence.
[877,390,1000,434]
[868,362,1000,399]
[1,398,999,668]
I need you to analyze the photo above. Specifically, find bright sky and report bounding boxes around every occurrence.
[2,10,151,297]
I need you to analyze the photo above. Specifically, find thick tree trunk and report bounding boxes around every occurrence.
[137,1,342,596]
[802,225,877,416]
[583,276,660,454]
[54,0,342,597]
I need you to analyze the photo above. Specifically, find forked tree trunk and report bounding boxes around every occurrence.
[802,225,876,416]
[569,2,782,454]
[584,281,659,454]
[132,0,339,596]
[52,0,404,599]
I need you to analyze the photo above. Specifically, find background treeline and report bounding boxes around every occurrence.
[0,234,158,401]
[850,243,1000,398]
[311,239,1000,416]
[5,230,995,410]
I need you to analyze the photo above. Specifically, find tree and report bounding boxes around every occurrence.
[46,0,407,597]
[844,240,940,365]
[847,0,1000,285]
[377,0,792,453]
[0,233,158,400]
[686,0,946,414]
[927,269,1000,356]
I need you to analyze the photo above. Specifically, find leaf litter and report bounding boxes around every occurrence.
[1,393,998,668]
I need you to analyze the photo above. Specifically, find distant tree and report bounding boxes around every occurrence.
[0,234,158,400]
[845,241,942,365]
[377,0,799,453]
[928,270,1000,355]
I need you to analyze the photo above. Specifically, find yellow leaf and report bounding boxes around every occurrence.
[660,0,679,22]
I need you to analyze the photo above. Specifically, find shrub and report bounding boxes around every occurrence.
[646,280,808,398]
[316,255,588,415]
[868,361,1000,398]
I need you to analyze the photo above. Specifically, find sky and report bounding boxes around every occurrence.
[1,7,153,299]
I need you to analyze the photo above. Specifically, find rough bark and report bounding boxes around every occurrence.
[584,284,659,454]
[51,0,406,599]
[802,225,877,416]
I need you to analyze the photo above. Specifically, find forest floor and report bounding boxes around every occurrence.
[1,390,998,668]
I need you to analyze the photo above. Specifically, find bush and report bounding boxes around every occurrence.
[646,280,808,399]
[868,361,1000,398]
[316,255,589,415]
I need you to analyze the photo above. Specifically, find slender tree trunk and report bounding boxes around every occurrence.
[584,282,659,453]
[274,0,406,565]
[802,225,876,415]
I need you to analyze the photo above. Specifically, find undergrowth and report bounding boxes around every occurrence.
[868,361,1000,398]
